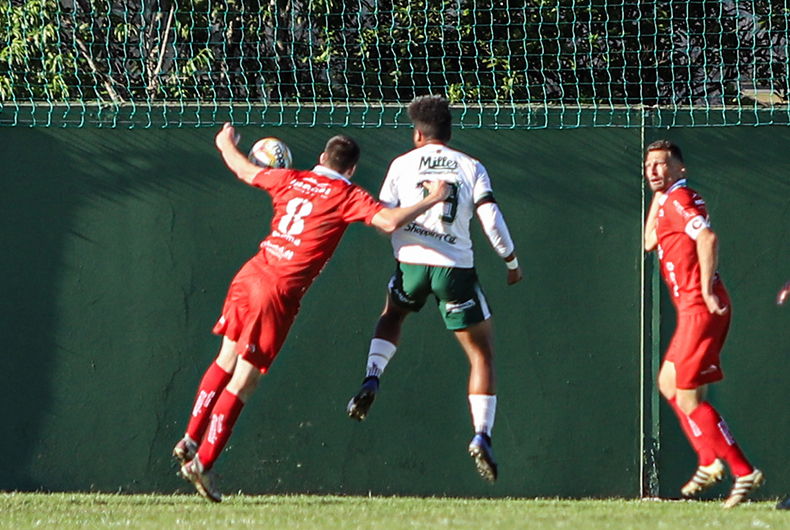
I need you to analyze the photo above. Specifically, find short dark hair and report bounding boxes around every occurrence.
[323,135,361,173]
[408,95,452,143]
[645,139,684,163]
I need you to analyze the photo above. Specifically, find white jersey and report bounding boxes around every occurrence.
[380,143,513,268]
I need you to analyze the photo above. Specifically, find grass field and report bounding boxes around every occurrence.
[1,493,787,529]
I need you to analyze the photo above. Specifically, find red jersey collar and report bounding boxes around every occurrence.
[658,178,687,205]
[666,178,687,194]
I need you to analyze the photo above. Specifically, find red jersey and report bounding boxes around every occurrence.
[251,165,383,295]
[655,179,725,314]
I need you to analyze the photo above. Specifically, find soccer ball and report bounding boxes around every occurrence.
[248,137,293,169]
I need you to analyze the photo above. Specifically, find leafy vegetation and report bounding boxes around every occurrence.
[1,0,787,107]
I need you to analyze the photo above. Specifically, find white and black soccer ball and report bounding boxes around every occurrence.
[248,137,293,169]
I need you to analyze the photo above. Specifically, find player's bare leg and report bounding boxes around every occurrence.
[455,319,498,483]
[373,295,411,347]
[182,357,262,502]
[455,319,496,395]
[224,356,262,401]
[348,296,410,421]
[174,337,239,465]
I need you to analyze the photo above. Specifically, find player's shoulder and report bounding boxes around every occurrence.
[435,146,488,180]
[664,185,706,223]
[252,167,302,189]
[339,180,376,204]
[394,143,476,161]
[391,146,424,164]
[452,145,480,164]
[670,185,705,207]
[447,146,488,176]
[389,144,486,181]
[431,144,481,165]
[277,169,357,201]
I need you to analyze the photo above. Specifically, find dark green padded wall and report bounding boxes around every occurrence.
[646,127,790,500]
[0,124,649,497]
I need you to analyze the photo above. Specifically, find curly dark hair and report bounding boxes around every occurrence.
[408,95,452,143]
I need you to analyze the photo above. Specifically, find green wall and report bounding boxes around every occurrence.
[646,127,790,500]
[0,124,786,499]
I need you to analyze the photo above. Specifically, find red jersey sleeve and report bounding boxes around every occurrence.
[666,189,709,241]
[343,185,384,225]
[251,168,294,195]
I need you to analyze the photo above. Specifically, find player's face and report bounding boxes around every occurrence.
[644,150,684,192]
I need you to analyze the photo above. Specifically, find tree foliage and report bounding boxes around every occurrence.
[1,0,787,106]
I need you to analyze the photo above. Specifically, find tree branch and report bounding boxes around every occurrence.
[147,3,176,98]
[74,35,125,104]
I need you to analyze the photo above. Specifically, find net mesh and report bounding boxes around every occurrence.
[1,0,788,128]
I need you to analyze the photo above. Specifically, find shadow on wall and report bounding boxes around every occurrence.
[0,124,648,497]
[0,127,260,491]
[0,129,66,489]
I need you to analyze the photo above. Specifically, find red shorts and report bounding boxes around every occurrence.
[664,303,731,390]
[213,256,301,373]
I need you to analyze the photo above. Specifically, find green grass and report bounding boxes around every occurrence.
[0,493,787,529]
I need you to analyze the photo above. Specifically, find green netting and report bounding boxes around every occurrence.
[1,0,788,128]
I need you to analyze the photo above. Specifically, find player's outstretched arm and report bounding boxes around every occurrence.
[215,123,262,185]
[644,192,663,252]
[371,179,450,234]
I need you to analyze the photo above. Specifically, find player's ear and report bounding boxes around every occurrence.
[345,164,357,179]
[319,152,327,165]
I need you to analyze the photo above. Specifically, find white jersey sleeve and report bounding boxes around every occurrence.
[378,161,400,209]
[471,162,495,204]
[477,202,515,258]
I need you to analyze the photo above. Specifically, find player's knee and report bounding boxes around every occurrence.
[381,305,409,325]
[675,393,701,415]
[228,372,260,402]
[216,339,239,367]
[657,377,675,400]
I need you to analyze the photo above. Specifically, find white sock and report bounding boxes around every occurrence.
[366,338,397,378]
[468,394,497,437]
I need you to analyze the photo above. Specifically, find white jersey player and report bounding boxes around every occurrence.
[347,95,522,484]
[381,143,515,268]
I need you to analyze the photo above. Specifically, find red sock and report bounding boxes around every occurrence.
[185,362,233,443]
[668,397,716,466]
[689,402,753,477]
[197,389,245,471]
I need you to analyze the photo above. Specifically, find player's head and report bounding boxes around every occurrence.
[408,95,452,146]
[320,135,361,177]
[644,139,686,192]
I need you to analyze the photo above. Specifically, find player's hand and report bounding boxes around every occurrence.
[215,122,241,151]
[506,266,523,285]
[703,292,728,315]
[422,179,451,201]
[777,280,790,306]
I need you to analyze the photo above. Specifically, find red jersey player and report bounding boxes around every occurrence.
[173,123,450,502]
[644,140,763,508]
